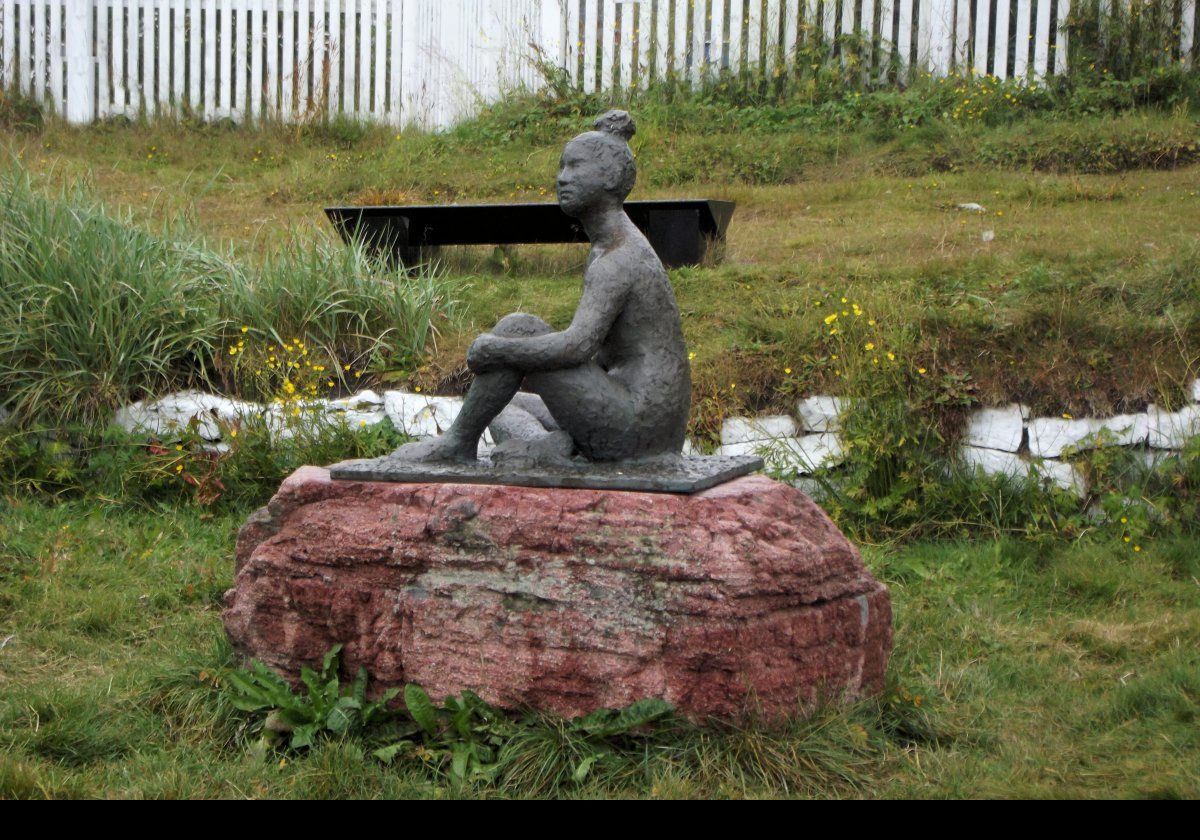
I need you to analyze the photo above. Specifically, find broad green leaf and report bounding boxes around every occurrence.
[572,754,599,783]
[372,741,414,764]
[450,741,470,781]
[321,644,345,679]
[290,724,318,750]
[404,684,438,736]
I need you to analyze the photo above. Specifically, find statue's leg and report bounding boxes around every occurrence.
[391,313,551,463]
[490,392,561,443]
[525,364,646,461]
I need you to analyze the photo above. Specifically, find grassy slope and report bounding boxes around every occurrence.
[5,108,1199,440]
[0,499,1196,799]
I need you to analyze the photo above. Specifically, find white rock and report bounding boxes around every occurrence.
[980,229,995,243]
[958,445,1029,480]
[1133,448,1180,471]
[963,404,1027,452]
[1032,459,1088,498]
[721,434,844,474]
[1147,404,1200,449]
[796,396,844,433]
[328,389,383,409]
[383,391,464,439]
[113,390,259,441]
[681,438,698,456]
[322,390,387,428]
[720,414,799,445]
[1028,414,1148,457]
[1191,379,1200,403]
[782,434,846,473]
[956,202,986,212]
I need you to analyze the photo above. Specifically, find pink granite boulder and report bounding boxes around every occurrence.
[223,467,892,721]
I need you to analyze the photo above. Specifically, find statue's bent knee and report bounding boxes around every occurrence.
[493,312,551,338]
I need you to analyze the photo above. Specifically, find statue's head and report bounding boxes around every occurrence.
[557,110,637,218]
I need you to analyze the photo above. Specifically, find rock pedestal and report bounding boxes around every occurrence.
[223,467,892,721]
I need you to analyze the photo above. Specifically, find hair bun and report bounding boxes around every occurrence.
[593,110,636,142]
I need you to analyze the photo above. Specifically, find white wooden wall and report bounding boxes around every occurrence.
[0,0,1195,128]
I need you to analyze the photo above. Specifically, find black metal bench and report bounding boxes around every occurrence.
[324,199,735,269]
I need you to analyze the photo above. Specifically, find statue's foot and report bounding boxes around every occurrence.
[390,434,477,464]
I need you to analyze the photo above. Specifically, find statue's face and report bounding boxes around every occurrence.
[556,137,609,218]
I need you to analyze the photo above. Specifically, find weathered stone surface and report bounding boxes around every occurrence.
[113,390,258,441]
[1148,404,1200,449]
[324,389,387,428]
[963,404,1027,452]
[383,391,481,440]
[223,468,892,721]
[719,433,844,474]
[959,444,1028,479]
[1028,414,1148,458]
[958,446,1086,496]
[1032,459,1088,497]
[721,415,799,445]
[797,396,844,433]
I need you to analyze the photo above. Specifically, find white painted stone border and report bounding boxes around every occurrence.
[104,377,1200,500]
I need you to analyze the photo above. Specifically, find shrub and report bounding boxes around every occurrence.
[0,167,460,430]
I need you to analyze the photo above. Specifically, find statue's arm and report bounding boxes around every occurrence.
[468,265,630,373]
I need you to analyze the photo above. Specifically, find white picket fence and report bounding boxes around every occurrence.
[0,0,1196,129]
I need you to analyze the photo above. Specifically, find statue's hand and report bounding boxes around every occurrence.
[467,333,505,373]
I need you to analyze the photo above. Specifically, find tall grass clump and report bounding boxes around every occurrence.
[0,165,461,431]
[0,166,233,428]
[219,239,459,393]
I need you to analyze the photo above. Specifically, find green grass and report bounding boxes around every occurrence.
[0,498,1196,798]
[5,89,1198,441]
[0,167,460,429]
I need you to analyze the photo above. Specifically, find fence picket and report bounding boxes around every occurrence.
[636,0,651,84]
[233,0,246,117]
[64,0,93,121]
[619,0,633,89]
[599,0,614,89]
[821,0,836,48]
[781,0,797,63]
[992,0,1008,77]
[672,0,691,78]
[1032,0,1049,76]
[388,0,400,123]
[1183,0,1196,67]
[172,0,185,111]
[896,0,912,68]
[876,0,893,76]
[338,0,352,113]
[960,0,974,72]
[49,0,62,114]
[746,0,761,72]
[96,0,110,115]
[32,0,44,102]
[356,0,370,117]
[1012,0,1029,76]
[373,0,386,118]
[764,0,780,74]
[1054,0,1068,74]
[727,0,742,71]
[1,1,12,90]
